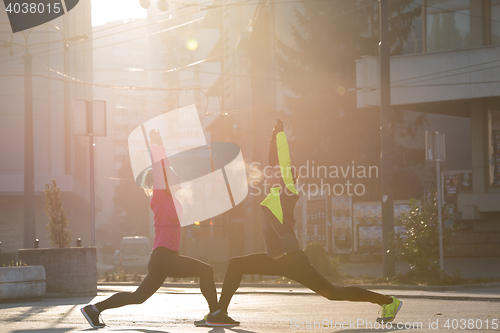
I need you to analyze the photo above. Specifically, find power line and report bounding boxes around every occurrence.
[0,6,215,65]
[7,0,500,114]
[31,62,218,91]
[397,79,500,88]
[76,1,254,53]
[5,0,379,91]
[7,66,275,81]
[0,0,373,70]
[155,0,500,83]
[391,56,500,86]
[352,55,500,92]
[0,0,253,64]
[0,0,221,61]
[395,63,500,87]
[414,0,500,25]
[158,0,381,73]
[2,0,499,75]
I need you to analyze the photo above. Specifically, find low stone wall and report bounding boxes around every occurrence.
[18,247,97,297]
[0,266,46,301]
[446,231,500,257]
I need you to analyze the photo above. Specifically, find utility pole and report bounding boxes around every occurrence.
[379,0,395,277]
[425,131,446,279]
[88,102,96,247]
[73,99,106,247]
[23,52,35,248]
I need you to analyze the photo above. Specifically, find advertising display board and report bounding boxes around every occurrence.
[353,202,410,253]
[331,197,352,251]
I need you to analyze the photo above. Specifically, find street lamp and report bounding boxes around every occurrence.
[1,23,87,248]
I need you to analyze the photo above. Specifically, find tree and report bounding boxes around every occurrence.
[276,0,423,200]
[44,179,71,248]
[391,191,453,273]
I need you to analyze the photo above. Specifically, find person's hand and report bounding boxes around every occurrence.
[271,119,284,139]
[149,129,163,146]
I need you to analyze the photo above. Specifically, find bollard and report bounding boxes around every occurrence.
[76,238,82,247]
[34,239,39,249]
[0,241,2,264]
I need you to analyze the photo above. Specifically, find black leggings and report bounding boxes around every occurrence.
[218,251,391,313]
[96,247,219,313]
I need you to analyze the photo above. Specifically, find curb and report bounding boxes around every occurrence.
[96,287,500,302]
[349,282,500,291]
[97,283,500,302]
[97,281,500,291]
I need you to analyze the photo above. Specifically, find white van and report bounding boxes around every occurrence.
[119,236,150,270]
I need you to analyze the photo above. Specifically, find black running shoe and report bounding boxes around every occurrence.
[81,305,105,328]
[206,312,240,327]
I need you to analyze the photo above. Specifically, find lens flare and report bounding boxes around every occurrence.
[186,39,198,51]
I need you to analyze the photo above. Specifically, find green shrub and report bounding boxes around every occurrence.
[133,271,142,282]
[3,260,27,267]
[116,269,127,282]
[391,191,453,275]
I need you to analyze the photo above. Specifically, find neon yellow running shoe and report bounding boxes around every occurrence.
[376,296,402,323]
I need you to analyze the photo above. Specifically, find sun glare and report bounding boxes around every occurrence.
[186,38,198,51]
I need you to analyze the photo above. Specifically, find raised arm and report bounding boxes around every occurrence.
[149,129,169,190]
[269,119,297,194]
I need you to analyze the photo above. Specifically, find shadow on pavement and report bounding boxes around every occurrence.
[11,329,75,333]
[0,296,94,309]
[102,328,168,333]
[203,328,257,333]
[4,305,48,322]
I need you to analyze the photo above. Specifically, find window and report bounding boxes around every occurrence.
[426,0,470,52]
[402,0,423,54]
[491,0,500,44]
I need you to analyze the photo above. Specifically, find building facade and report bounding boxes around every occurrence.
[356,0,500,244]
[0,1,94,253]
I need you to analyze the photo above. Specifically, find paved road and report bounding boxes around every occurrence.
[2,285,500,333]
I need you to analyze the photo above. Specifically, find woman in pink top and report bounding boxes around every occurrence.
[81,130,233,328]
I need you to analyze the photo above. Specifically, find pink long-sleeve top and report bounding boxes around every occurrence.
[150,145,182,251]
